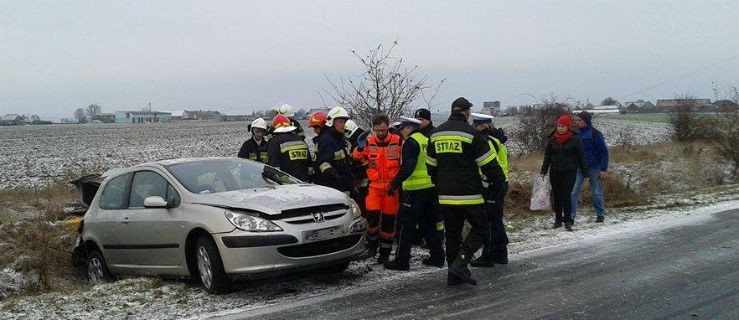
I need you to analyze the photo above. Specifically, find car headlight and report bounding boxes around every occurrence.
[348,199,362,219]
[225,211,283,232]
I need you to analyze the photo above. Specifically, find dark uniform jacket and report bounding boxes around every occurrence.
[267,132,312,182]
[315,127,354,192]
[540,134,589,174]
[426,114,505,206]
[237,138,268,163]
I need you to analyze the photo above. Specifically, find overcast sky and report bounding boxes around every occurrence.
[1,0,737,120]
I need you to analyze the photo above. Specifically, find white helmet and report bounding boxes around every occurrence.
[250,118,268,130]
[344,119,359,138]
[274,104,295,117]
[326,106,350,126]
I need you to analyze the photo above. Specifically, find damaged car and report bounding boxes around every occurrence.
[76,157,367,294]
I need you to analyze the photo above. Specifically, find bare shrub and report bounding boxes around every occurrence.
[707,111,739,175]
[614,124,637,151]
[510,100,569,155]
[668,98,712,142]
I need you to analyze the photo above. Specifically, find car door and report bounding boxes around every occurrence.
[91,172,132,269]
[116,170,185,271]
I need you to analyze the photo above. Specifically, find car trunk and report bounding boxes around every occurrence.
[69,174,103,214]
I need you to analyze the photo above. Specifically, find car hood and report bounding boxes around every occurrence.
[190,184,347,215]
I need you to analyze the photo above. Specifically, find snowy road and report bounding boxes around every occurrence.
[215,208,739,320]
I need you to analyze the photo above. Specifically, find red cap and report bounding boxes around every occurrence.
[557,115,573,128]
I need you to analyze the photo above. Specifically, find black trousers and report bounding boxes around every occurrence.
[441,204,489,265]
[394,188,445,267]
[549,170,577,223]
[482,182,509,259]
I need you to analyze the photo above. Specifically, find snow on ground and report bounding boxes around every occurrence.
[0,117,671,190]
[1,185,736,320]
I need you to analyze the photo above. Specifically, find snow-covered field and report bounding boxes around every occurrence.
[0,117,670,190]
[1,186,737,320]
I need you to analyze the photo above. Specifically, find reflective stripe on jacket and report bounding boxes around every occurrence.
[352,133,401,188]
[402,132,434,191]
[426,114,504,206]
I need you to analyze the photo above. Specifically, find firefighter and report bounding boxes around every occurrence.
[307,112,328,182]
[238,118,269,163]
[275,103,305,138]
[426,97,505,286]
[384,116,445,271]
[315,107,355,194]
[470,113,510,267]
[267,114,311,181]
[352,114,402,264]
[345,119,369,217]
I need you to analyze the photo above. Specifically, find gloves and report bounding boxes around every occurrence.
[357,131,370,151]
[487,177,505,200]
[387,184,399,196]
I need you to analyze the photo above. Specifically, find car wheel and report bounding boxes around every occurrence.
[195,235,231,294]
[87,250,112,284]
[318,261,351,274]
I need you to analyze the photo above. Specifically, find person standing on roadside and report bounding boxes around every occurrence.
[238,118,269,163]
[541,115,589,232]
[307,112,328,182]
[275,104,305,138]
[267,115,312,181]
[344,120,370,217]
[570,111,609,223]
[315,107,354,194]
[414,108,445,241]
[469,113,510,267]
[352,114,402,264]
[384,116,445,271]
[427,97,505,286]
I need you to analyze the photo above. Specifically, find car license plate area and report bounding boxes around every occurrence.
[303,226,341,243]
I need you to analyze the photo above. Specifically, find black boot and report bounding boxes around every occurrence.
[553,220,563,229]
[377,247,391,264]
[447,267,473,286]
[492,246,508,264]
[448,253,477,285]
[565,221,573,232]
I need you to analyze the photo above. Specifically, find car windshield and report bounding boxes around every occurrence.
[166,158,300,194]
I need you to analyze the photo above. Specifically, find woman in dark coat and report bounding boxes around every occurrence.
[540,115,589,231]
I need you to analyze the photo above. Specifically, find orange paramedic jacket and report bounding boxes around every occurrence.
[352,133,402,188]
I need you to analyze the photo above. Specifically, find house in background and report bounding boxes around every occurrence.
[482,101,501,116]
[115,111,172,123]
[656,98,711,113]
[624,101,657,113]
[1,114,24,126]
[183,110,222,120]
[712,100,738,113]
[93,113,116,123]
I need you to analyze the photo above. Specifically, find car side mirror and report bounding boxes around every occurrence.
[143,196,169,208]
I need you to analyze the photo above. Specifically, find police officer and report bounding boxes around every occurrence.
[315,107,355,194]
[426,97,505,286]
[238,118,269,163]
[267,114,312,181]
[384,116,445,271]
[470,113,510,267]
[352,114,402,264]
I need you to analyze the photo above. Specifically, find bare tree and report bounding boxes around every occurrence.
[86,104,102,121]
[509,95,572,155]
[324,41,444,128]
[74,108,87,124]
[601,96,618,105]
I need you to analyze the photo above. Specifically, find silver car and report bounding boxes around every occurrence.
[79,157,367,294]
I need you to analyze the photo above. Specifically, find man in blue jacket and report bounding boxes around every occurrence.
[570,111,609,223]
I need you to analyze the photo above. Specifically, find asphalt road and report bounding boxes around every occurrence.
[218,209,739,320]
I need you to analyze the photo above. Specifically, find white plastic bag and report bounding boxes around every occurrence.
[529,173,551,211]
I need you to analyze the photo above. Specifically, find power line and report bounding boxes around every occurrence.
[622,56,737,100]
